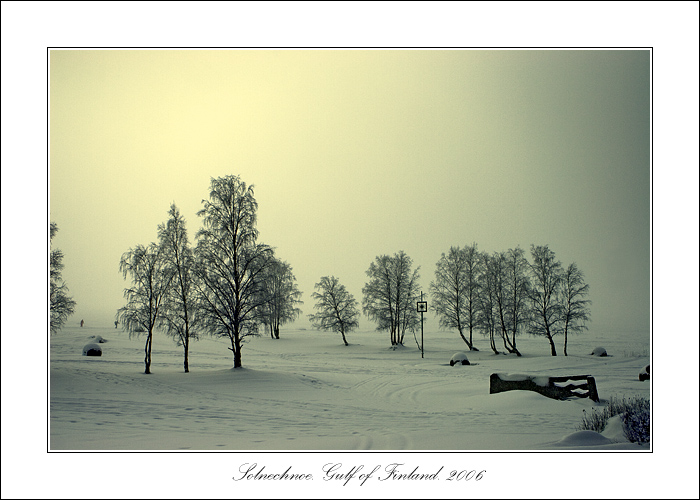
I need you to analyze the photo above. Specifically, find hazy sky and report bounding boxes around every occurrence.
[49,49,650,334]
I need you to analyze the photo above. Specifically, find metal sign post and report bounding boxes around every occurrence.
[417,292,427,359]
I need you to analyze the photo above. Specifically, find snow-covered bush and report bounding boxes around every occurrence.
[580,406,608,433]
[620,399,650,443]
[590,346,607,356]
[579,396,650,444]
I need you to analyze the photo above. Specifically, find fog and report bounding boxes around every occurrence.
[49,49,650,336]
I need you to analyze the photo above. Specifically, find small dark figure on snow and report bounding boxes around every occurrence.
[80,319,84,327]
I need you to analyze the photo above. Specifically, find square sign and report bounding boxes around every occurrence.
[417,301,428,313]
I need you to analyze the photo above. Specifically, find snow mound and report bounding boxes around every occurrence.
[90,335,108,343]
[591,346,607,356]
[449,352,470,366]
[601,414,629,443]
[82,343,102,356]
[554,430,614,447]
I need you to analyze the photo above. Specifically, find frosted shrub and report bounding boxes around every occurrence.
[579,396,650,443]
[620,399,650,444]
[579,407,609,433]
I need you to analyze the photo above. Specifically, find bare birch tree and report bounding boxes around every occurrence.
[476,251,500,354]
[430,244,481,350]
[527,244,563,356]
[560,262,591,356]
[194,175,275,368]
[503,247,530,356]
[489,248,529,356]
[362,251,420,346]
[157,204,200,372]
[258,258,303,339]
[308,276,360,346]
[117,242,174,374]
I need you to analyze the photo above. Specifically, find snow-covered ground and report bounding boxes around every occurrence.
[50,325,651,452]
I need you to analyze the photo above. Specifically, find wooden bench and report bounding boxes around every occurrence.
[490,373,599,402]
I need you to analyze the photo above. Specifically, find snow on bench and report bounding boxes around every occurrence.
[489,373,599,402]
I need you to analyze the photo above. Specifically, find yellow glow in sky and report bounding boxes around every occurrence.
[49,49,650,332]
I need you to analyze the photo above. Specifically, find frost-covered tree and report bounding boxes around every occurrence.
[527,244,563,356]
[362,251,421,346]
[560,262,591,356]
[476,251,500,354]
[117,242,174,374]
[502,247,530,356]
[194,175,275,368]
[489,248,529,356]
[258,258,303,339]
[50,222,76,334]
[430,244,481,351]
[309,276,360,346]
[157,204,200,372]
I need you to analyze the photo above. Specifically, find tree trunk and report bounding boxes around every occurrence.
[547,333,557,356]
[468,325,478,351]
[144,332,152,374]
[341,327,348,346]
[183,306,190,372]
[458,327,474,350]
[489,330,499,354]
[233,332,242,368]
[509,330,521,356]
[184,335,189,373]
[502,330,521,356]
[228,333,243,368]
[501,330,510,352]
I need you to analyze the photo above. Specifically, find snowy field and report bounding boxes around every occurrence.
[50,324,651,452]
[28,322,700,499]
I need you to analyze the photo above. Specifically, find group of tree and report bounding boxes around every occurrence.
[307,252,423,348]
[55,185,591,365]
[50,222,77,334]
[307,244,589,357]
[430,243,591,356]
[117,175,303,373]
[307,252,422,349]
